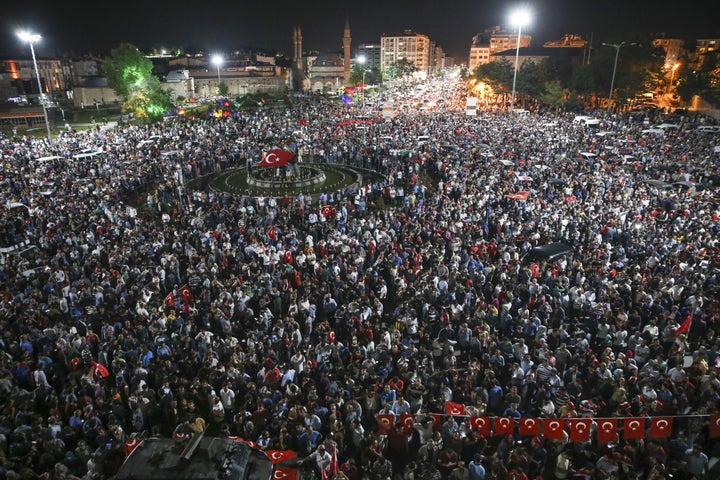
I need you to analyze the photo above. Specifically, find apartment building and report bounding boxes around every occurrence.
[380,30,431,77]
[468,26,531,72]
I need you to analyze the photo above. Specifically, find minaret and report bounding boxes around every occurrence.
[343,18,351,82]
[293,26,303,71]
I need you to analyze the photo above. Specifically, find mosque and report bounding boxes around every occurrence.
[289,19,352,93]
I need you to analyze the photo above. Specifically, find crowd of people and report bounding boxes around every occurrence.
[1,72,719,480]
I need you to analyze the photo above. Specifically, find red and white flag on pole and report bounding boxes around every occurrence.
[674,309,694,336]
[179,284,194,303]
[258,148,294,167]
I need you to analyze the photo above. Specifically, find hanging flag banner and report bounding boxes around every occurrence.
[544,419,565,440]
[624,418,646,440]
[519,418,541,436]
[596,419,618,444]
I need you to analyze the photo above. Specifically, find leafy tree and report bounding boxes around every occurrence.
[122,76,174,123]
[349,64,369,86]
[474,59,514,96]
[516,60,549,100]
[217,81,229,97]
[103,43,155,97]
[540,80,567,111]
[396,59,417,77]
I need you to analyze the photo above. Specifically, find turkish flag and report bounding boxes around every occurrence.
[322,205,336,219]
[445,401,465,416]
[470,416,491,437]
[569,419,592,442]
[674,310,694,336]
[259,148,294,167]
[124,438,142,456]
[596,419,618,444]
[164,291,175,308]
[544,419,565,440]
[376,414,395,434]
[179,284,194,303]
[91,361,109,378]
[519,418,541,436]
[623,418,645,440]
[400,414,415,434]
[273,465,299,480]
[710,415,720,438]
[507,191,530,200]
[649,417,673,439]
[430,414,443,431]
[494,417,514,436]
[266,449,297,464]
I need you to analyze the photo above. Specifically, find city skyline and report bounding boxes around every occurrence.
[1,0,717,59]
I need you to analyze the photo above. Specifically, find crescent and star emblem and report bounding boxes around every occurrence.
[575,422,587,432]
[656,420,668,430]
[274,471,287,479]
[265,153,282,165]
[629,420,640,431]
[524,419,535,428]
[549,421,560,430]
[270,451,283,460]
[601,422,614,433]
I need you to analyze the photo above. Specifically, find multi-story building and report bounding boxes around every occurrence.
[356,44,381,71]
[468,26,531,72]
[652,37,685,66]
[380,30,431,77]
[1,55,66,103]
[544,34,588,48]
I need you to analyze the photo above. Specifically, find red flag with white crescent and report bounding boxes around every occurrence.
[543,419,565,440]
[266,449,297,464]
[596,419,618,444]
[649,417,673,438]
[623,417,645,440]
[569,419,592,442]
[124,438,142,456]
[470,416,491,437]
[273,465,299,480]
[445,401,465,416]
[377,414,395,434]
[710,415,720,438]
[430,414,443,431]
[494,417,514,436]
[321,205,336,219]
[179,284,194,303]
[259,148,294,167]
[519,418,540,436]
[400,414,415,434]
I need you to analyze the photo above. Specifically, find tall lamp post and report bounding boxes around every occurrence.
[212,54,223,82]
[509,8,531,109]
[358,55,367,107]
[602,41,636,114]
[18,30,52,142]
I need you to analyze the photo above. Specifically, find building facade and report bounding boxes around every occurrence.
[381,30,431,77]
[468,26,531,72]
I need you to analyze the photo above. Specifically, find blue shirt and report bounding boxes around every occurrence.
[468,461,486,480]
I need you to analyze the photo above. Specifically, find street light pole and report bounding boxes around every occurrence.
[509,9,531,109]
[602,41,635,114]
[212,54,223,82]
[358,55,367,108]
[18,31,52,142]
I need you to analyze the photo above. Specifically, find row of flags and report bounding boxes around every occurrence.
[377,404,720,444]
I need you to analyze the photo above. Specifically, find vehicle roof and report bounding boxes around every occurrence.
[114,435,276,480]
[522,242,574,263]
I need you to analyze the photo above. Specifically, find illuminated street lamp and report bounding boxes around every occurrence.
[212,54,223,81]
[602,41,636,114]
[358,55,367,107]
[18,30,52,142]
[509,8,531,109]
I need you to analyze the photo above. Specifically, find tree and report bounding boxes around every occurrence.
[474,59,514,96]
[539,80,567,111]
[103,43,155,97]
[104,43,175,123]
[217,81,229,97]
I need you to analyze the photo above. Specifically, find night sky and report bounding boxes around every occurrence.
[1,0,717,59]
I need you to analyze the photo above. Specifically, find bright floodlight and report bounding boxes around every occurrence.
[358,55,367,65]
[510,8,531,27]
[18,30,42,43]
[212,54,223,67]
